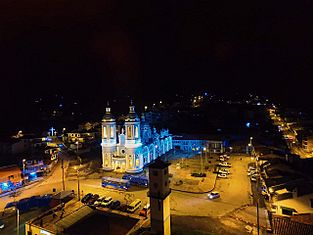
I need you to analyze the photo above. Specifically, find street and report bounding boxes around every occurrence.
[0,153,255,234]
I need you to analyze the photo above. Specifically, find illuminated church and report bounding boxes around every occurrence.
[101,103,173,173]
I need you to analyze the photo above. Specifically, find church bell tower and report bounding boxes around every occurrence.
[101,102,116,171]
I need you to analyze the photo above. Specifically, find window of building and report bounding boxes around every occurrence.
[103,127,107,138]
[165,181,167,186]
[135,158,140,167]
[129,156,133,167]
[282,207,294,216]
[135,126,139,138]
[127,126,132,138]
[164,169,168,175]
[110,127,114,138]
[152,170,158,176]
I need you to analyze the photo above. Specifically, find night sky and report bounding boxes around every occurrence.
[1,0,313,126]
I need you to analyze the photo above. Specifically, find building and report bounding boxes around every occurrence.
[64,131,96,143]
[25,200,143,235]
[271,193,313,216]
[101,103,173,173]
[23,159,48,181]
[0,165,22,193]
[302,135,313,153]
[172,134,225,153]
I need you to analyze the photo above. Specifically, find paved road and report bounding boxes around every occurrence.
[170,155,251,218]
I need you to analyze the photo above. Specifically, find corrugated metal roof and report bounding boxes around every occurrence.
[55,206,94,230]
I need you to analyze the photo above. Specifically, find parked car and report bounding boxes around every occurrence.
[94,196,105,207]
[101,197,113,207]
[88,194,100,205]
[218,162,231,167]
[248,166,256,172]
[81,193,93,204]
[218,169,229,174]
[220,168,230,174]
[217,173,227,178]
[247,171,256,176]
[223,154,230,159]
[0,219,4,229]
[119,204,128,212]
[127,199,142,213]
[139,203,150,217]
[191,172,206,177]
[250,176,257,182]
[208,192,220,199]
[110,200,121,210]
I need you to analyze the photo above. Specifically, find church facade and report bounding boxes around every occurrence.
[101,103,173,173]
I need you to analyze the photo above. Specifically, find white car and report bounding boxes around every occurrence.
[247,171,257,176]
[208,192,220,199]
[0,219,4,229]
[223,154,230,159]
[219,162,231,167]
[220,168,230,173]
[218,169,229,174]
[248,166,256,172]
[101,197,113,207]
[218,173,227,178]
[94,196,105,207]
[250,176,257,182]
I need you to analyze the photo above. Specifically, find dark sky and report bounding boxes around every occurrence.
[1,0,313,120]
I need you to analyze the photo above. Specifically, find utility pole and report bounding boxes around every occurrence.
[61,159,65,191]
[200,148,203,173]
[16,208,20,235]
[77,168,80,201]
[255,154,260,235]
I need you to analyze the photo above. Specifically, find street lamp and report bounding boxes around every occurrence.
[74,166,80,201]
[22,159,26,175]
[16,208,20,235]
[75,141,79,153]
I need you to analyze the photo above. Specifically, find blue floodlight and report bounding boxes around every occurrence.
[246,122,251,128]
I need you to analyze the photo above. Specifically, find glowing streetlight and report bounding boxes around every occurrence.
[75,141,79,153]
[74,166,80,201]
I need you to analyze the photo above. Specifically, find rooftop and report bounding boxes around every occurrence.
[273,193,313,214]
[148,158,171,169]
[27,200,144,235]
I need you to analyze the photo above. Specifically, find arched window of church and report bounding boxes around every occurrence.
[103,127,107,138]
[110,127,114,138]
[135,126,139,139]
[129,155,133,167]
[127,126,132,138]
[135,157,140,167]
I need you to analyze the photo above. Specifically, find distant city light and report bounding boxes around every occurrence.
[246,122,251,128]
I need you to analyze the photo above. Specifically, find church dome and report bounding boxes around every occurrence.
[102,103,115,122]
[125,103,140,122]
